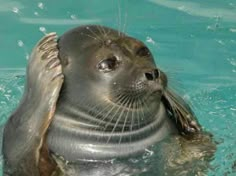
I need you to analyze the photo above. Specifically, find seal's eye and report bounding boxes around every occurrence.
[97,56,119,73]
[136,47,150,57]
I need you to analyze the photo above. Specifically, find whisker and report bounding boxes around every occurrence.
[105,28,111,37]
[138,97,146,127]
[70,89,123,129]
[94,94,124,128]
[122,12,128,38]
[142,98,153,118]
[129,96,135,142]
[106,94,130,143]
[81,33,99,41]
[100,25,108,37]
[86,26,103,43]
[96,25,106,39]
[103,94,128,131]
[117,0,122,37]
[119,96,132,144]
[62,81,161,143]
[134,96,140,129]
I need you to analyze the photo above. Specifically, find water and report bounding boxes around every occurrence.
[0,0,235,175]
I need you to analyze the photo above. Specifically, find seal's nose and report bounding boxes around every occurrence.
[145,69,160,81]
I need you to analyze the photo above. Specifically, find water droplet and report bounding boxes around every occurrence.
[38,2,44,9]
[17,40,24,47]
[146,36,155,45]
[0,86,5,92]
[216,39,225,45]
[70,14,77,20]
[129,158,139,163]
[39,27,47,34]
[227,58,236,66]
[178,6,186,11]
[230,40,236,43]
[190,34,195,38]
[230,107,236,111]
[230,28,236,33]
[34,11,39,16]
[142,148,154,159]
[26,54,29,60]
[12,7,19,14]
[207,25,213,31]
[4,94,10,101]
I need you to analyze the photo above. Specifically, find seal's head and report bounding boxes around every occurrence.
[56,25,167,133]
[47,25,183,161]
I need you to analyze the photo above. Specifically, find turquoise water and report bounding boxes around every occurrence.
[0,0,236,175]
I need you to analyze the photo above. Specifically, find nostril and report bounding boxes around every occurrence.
[144,69,160,81]
[145,72,154,80]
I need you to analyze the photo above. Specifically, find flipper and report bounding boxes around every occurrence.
[162,89,201,136]
[3,33,64,176]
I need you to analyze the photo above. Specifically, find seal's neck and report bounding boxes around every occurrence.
[48,103,176,162]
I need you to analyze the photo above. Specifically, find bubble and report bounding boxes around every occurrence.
[38,2,44,9]
[12,7,19,14]
[17,40,24,47]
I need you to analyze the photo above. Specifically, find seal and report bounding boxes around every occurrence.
[3,25,213,176]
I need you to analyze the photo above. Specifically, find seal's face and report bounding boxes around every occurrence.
[57,25,167,132]
[92,37,167,107]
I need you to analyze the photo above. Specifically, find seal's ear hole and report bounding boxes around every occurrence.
[136,47,150,57]
[97,56,120,73]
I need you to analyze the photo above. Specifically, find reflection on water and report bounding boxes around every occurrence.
[0,69,25,176]
[0,69,25,124]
